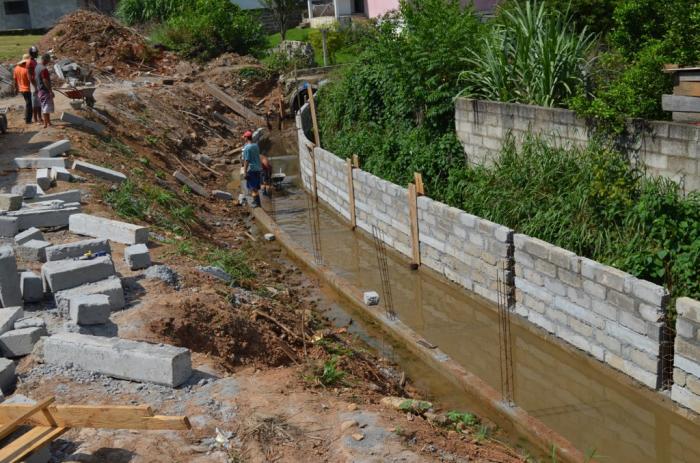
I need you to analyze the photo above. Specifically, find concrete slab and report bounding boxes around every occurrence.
[16,239,50,262]
[14,227,43,245]
[174,170,209,197]
[54,276,124,313]
[0,358,15,393]
[13,158,67,169]
[50,166,72,182]
[0,217,18,237]
[69,213,148,244]
[41,255,115,293]
[39,139,71,157]
[0,326,46,357]
[69,294,111,325]
[0,247,22,307]
[26,189,81,204]
[124,244,150,270]
[20,271,43,303]
[60,112,106,134]
[0,307,23,335]
[0,194,22,211]
[72,161,126,183]
[10,184,39,199]
[45,238,110,262]
[36,168,52,191]
[7,206,80,230]
[43,333,192,386]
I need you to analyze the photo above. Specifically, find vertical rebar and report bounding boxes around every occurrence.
[497,260,515,406]
[305,193,322,265]
[371,225,396,320]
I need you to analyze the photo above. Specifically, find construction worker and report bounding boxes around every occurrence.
[35,53,55,129]
[27,46,40,124]
[260,153,272,196]
[242,130,262,208]
[12,54,32,124]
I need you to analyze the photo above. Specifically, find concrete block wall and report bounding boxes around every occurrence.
[672,297,700,413]
[514,234,668,389]
[417,196,512,304]
[455,97,700,191]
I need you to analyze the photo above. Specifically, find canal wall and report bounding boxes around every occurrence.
[454,98,700,192]
[673,297,700,413]
[295,103,699,410]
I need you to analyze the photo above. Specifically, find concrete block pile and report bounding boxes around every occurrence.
[672,297,700,413]
[513,234,668,389]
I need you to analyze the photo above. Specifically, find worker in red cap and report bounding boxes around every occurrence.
[242,130,262,207]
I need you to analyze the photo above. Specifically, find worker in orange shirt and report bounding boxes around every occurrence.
[12,54,32,124]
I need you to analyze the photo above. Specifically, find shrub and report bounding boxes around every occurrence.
[116,0,188,25]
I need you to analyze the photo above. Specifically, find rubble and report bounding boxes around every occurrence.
[27,189,81,204]
[144,265,179,288]
[174,170,209,197]
[7,205,81,230]
[51,167,73,182]
[11,184,40,199]
[196,266,232,283]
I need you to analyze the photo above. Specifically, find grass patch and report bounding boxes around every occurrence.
[266,28,311,48]
[0,35,42,61]
[265,27,356,68]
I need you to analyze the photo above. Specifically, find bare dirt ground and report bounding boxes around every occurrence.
[0,11,529,463]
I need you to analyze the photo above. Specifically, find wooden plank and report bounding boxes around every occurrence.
[310,147,318,202]
[678,71,700,82]
[352,154,359,169]
[0,426,67,463]
[408,183,420,268]
[673,112,700,122]
[0,404,193,430]
[674,82,700,97]
[346,159,356,230]
[0,398,54,442]
[414,172,424,196]
[206,83,265,126]
[306,86,321,147]
[661,94,700,113]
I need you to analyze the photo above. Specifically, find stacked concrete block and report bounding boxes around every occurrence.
[36,168,52,190]
[41,255,115,292]
[53,276,125,313]
[417,197,513,304]
[20,271,43,302]
[39,139,71,157]
[0,358,15,392]
[0,194,22,211]
[45,238,110,262]
[0,326,45,357]
[69,213,148,244]
[72,161,126,183]
[69,294,112,325]
[16,239,50,262]
[513,234,668,389]
[0,217,18,237]
[0,307,23,334]
[124,244,151,270]
[0,247,22,308]
[672,297,700,413]
[14,227,43,245]
[43,333,192,386]
[7,205,81,230]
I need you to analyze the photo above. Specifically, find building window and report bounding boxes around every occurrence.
[4,1,29,15]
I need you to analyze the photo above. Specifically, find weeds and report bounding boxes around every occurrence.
[103,137,134,157]
[207,247,255,284]
[474,424,490,442]
[316,356,346,386]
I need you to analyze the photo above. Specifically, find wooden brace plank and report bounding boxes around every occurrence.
[408,183,420,267]
[310,147,318,202]
[352,154,359,169]
[414,172,424,196]
[306,86,321,147]
[206,83,265,126]
[0,426,67,463]
[674,81,700,97]
[346,159,356,230]
[0,398,54,442]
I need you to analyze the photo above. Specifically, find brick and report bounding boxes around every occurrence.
[591,299,618,321]
[674,367,688,387]
[41,255,115,292]
[672,384,700,414]
[14,227,43,245]
[0,194,22,211]
[69,214,148,244]
[677,318,696,339]
[39,139,71,157]
[558,268,582,288]
[677,297,700,324]
[20,271,43,303]
[517,234,550,259]
[544,277,567,297]
[582,279,606,300]
[45,238,110,262]
[43,333,192,387]
[606,320,660,355]
[624,277,668,306]
[16,239,50,262]
[595,265,628,292]
[553,296,604,329]
[608,289,636,312]
[549,246,576,270]
[72,161,126,183]
[0,326,45,357]
[534,259,557,278]
[619,310,647,335]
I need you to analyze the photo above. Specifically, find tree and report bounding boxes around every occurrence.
[260,0,304,41]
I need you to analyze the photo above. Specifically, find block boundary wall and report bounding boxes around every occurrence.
[673,297,700,414]
[296,103,699,408]
[455,97,700,192]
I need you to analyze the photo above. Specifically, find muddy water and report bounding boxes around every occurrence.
[263,169,700,462]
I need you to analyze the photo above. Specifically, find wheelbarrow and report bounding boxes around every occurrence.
[55,86,96,109]
[0,108,7,134]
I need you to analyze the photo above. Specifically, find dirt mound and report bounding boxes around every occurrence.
[38,10,167,77]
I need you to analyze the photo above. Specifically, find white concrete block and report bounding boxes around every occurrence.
[212,190,233,200]
[43,333,192,387]
[60,112,106,133]
[0,307,23,335]
[124,244,150,270]
[69,294,112,325]
[363,291,380,306]
[0,247,21,308]
[11,184,38,199]
[0,326,45,357]
[7,206,80,230]
[16,239,50,262]
[0,194,22,211]
[36,168,52,191]
[50,166,72,182]
[41,255,115,292]
[72,161,126,183]
[20,271,43,303]
[0,358,15,393]
[13,158,67,169]
[27,189,81,204]
[14,227,43,245]
[45,238,110,262]
[69,213,148,244]
[53,276,124,313]
[39,139,71,157]
[0,217,18,237]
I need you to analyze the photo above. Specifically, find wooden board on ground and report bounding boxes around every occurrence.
[206,83,265,126]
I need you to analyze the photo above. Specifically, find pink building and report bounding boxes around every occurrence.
[363,0,399,18]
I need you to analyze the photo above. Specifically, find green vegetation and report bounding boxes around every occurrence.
[316,356,346,386]
[318,0,700,303]
[0,35,41,61]
[266,27,310,48]
[207,247,255,284]
[116,0,188,24]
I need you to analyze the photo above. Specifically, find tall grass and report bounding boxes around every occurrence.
[459,1,596,107]
[116,0,188,25]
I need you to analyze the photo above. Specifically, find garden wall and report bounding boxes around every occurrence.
[672,297,700,413]
[455,98,700,192]
[295,103,689,403]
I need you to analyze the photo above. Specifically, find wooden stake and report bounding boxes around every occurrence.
[306,86,321,147]
[310,145,319,202]
[408,183,421,268]
[352,154,360,168]
[414,172,425,196]
[346,158,357,229]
